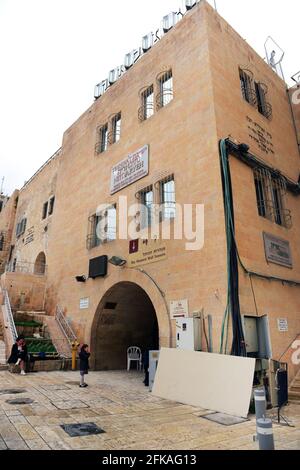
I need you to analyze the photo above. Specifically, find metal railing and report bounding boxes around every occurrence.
[2,288,17,342]
[5,261,47,276]
[55,306,77,344]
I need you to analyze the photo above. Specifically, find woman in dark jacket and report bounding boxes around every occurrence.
[79,344,90,388]
[8,336,28,375]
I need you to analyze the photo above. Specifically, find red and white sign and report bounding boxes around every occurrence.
[110,145,149,195]
[170,299,189,320]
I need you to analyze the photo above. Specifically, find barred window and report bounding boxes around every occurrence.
[111,113,121,144]
[139,186,154,228]
[239,69,254,105]
[95,124,108,154]
[157,70,173,109]
[253,168,291,228]
[140,86,154,121]
[159,175,176,220]
[87,205,117,250]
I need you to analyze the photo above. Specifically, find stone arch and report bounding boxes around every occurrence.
[88,269,172,370]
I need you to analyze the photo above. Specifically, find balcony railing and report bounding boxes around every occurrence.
[138,103,154,122]
[156,90,174,110]
[6,261,47,276]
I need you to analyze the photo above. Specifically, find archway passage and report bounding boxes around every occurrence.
[34,252,46,275]
[91,282,159,370]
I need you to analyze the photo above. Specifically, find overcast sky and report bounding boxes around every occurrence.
[0,0,299,195]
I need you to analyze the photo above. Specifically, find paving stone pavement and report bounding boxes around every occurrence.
[0,370,299,450]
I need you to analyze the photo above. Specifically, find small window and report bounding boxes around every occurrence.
[239,68,254,105]
[139,86,154,121]
[255,82,272,119]
[48,196,55,216]
[16,218,27,238]
[87,205,117,249]
[42,201,48,220]
[0,233,4,251]
[157,70,173,109]
[159,175,176,220]
[111,113,121,144]
[96,124,108,154]
[139,186,154,228]
[0,200,3,213]
[253,169,291,228]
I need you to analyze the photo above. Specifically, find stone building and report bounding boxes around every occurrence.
[1,1,300,382]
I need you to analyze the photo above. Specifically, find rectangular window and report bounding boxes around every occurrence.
[111,113,121,144]
[239,69,253,104]
[42,201,48,220]
[16,218,27,238]
[160,175,176,220]
[0,233,4,251]
[87,205,117,249]
[254,172,269,218]
[158,70,173,109]
[139,186,154,228]
[48,196,55,216]
[141,86,154,120]
[253,169,291,228]
[96,124,108,154]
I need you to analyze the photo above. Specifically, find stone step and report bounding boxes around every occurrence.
[0,364,8,371]
[288,392,300,400]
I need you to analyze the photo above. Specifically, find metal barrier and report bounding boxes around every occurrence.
[3,288,17,342]
[55,306,77,344]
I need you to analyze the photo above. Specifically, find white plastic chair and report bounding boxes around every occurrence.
[127,346,142,371]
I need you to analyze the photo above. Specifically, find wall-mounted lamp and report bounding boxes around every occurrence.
[108,256,127,267]
[75,275,87,283]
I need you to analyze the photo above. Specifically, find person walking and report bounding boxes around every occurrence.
[79,344,90,388]
[8,335,28,375]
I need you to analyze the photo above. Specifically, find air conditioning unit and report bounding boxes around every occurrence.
[162,12,179,33]
[142,32,154,52]
[94,79,109,99]
[108,67,122,85]
[185,0,197,10]
[124,49,141,69]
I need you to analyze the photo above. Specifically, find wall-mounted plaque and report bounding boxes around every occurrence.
[110,145,149,195]
[263,233,292,268]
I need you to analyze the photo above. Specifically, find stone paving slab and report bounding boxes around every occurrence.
[0,369,299,450]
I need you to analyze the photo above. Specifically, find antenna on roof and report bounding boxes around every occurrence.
[264,36,285,81]
[213,0,217,11]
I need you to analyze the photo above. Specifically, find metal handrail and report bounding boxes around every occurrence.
[55,306,77,344]
[3,288,17,342]
[6,261,47,275]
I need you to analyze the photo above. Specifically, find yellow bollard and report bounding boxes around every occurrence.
[71,341,79,371]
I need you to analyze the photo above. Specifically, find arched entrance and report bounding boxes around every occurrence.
[91,282,159,370]
[34,252,46,275]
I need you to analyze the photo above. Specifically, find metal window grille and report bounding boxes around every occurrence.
[157,70,173,109]
[139,86,154,121]
[255,82,273,119]
[159,175,176,220]
[139,186,154,228]
[86,206,117,249]
[110,113,121,144]
[95,124,108,154]
[239,68,256,106]
[253,168,291,228]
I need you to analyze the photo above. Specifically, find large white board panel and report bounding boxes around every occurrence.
[152,348,255,418]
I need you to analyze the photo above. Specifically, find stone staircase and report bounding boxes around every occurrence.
[289,370,300,404]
